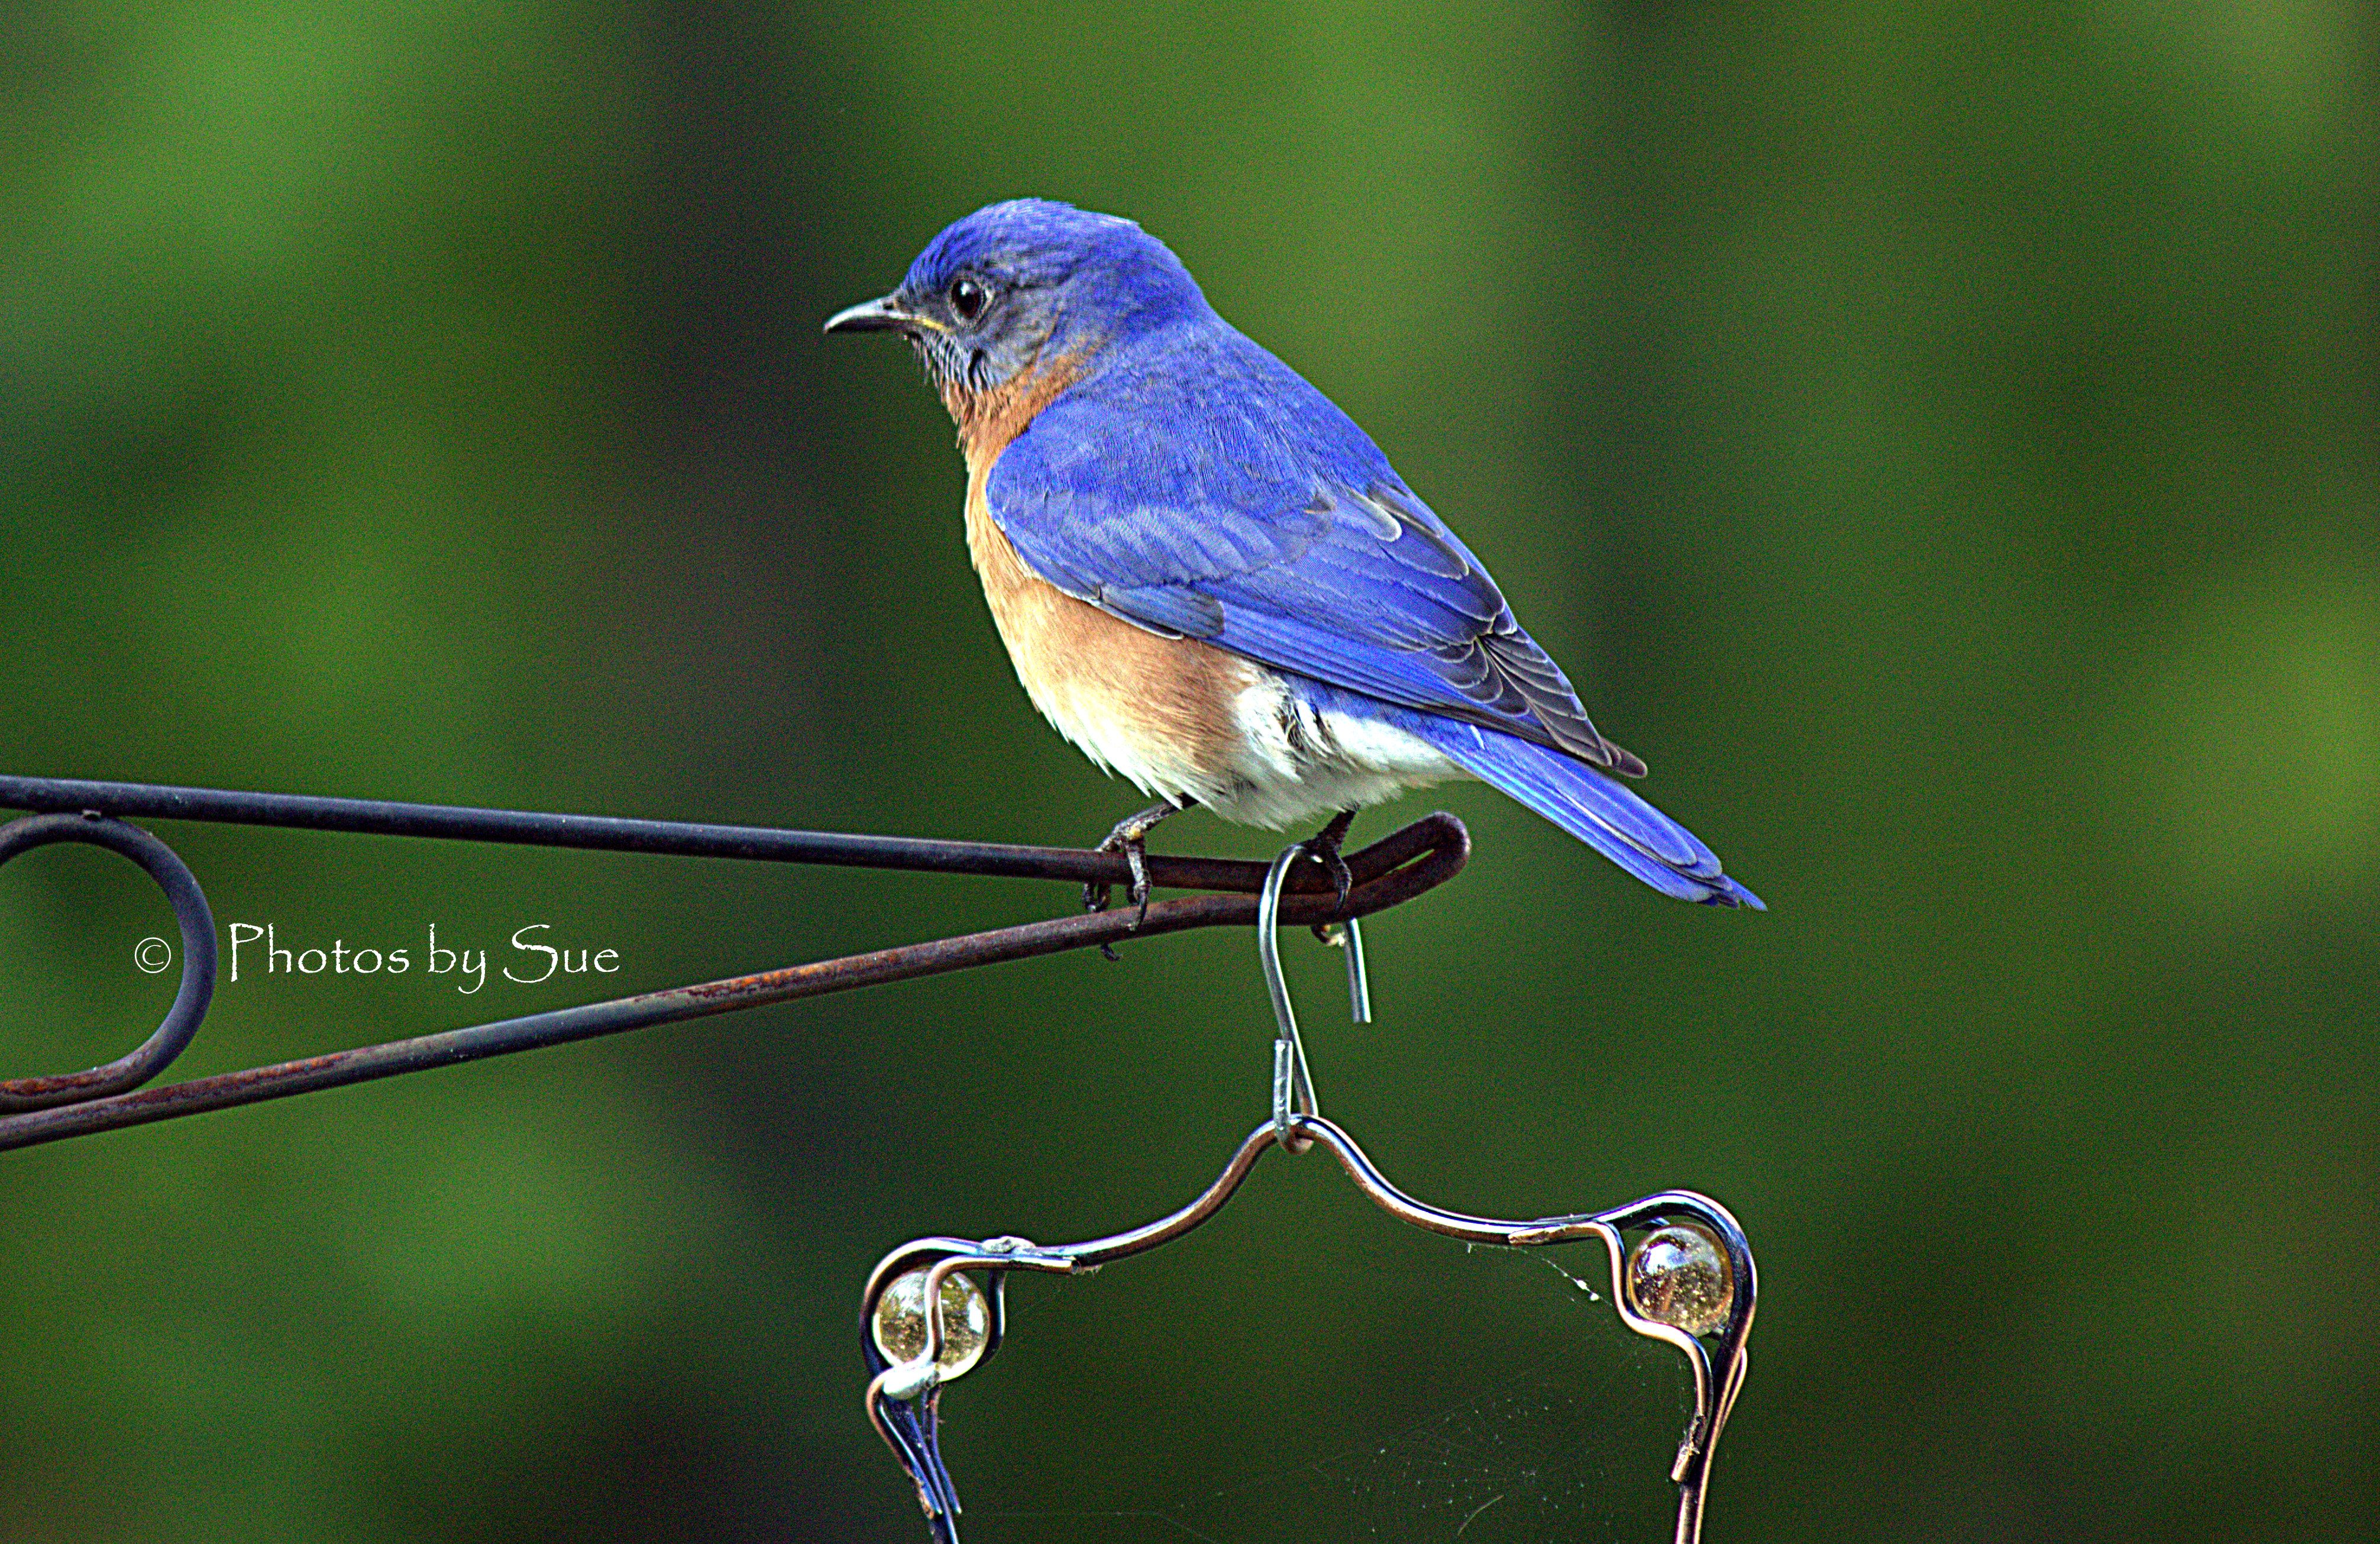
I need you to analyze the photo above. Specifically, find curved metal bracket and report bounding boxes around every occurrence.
[0,774,1467,1151]
[861,1115,1757,1544]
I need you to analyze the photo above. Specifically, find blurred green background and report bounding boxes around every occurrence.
[2,2,2375,1540]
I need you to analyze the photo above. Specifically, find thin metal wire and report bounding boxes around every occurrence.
[1256,835,1382,1149]
[1256,843,1321,1146]
[0,774,1468,1151]
[1332,915,1372,1023]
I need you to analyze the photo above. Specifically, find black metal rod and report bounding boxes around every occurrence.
[0,773,1351,894]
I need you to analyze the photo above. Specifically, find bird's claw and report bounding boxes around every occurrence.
[1304,809,1357,942]
[1085,802,1175,961]
[1081,825,1154,920]
[1116,840,1155,929]
[1316,845,1353,911]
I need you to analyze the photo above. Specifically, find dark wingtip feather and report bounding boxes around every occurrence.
[1602,741,1649,779]
[1699,874,1766,910]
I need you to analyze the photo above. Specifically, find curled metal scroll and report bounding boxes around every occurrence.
[860,1116,1757,1544]
[0,813,218,1112]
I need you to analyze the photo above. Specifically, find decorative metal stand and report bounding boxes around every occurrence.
[861,845,1760,1544]
[4,771,1755,1542]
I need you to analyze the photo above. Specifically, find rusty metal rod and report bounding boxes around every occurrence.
[0,783,1466,1152]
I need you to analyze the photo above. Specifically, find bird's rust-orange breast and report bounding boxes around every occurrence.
[949,353,1259,800]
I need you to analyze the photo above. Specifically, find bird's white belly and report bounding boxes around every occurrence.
[1034,656,1467,830]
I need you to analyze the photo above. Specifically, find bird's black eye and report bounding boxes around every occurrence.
[949,277,987,322]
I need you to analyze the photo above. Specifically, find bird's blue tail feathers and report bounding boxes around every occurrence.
[1410,719,1763,909]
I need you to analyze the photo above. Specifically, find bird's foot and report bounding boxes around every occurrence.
[1304,809,1357,942]
[1084,797,1188,959]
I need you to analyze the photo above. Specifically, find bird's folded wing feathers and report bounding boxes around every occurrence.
[984,372,1644,776]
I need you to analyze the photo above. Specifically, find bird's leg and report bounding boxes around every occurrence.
[1084,797,1191,957]
[1304,808,1358,941]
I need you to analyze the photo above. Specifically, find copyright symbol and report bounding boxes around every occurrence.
[134,936,173,974]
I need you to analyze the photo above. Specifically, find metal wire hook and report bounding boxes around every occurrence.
[1256,837,1373,1150]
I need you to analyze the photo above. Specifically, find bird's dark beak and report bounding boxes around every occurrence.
[824,293,928,336]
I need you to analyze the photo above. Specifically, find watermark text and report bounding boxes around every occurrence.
[219,924,619,994]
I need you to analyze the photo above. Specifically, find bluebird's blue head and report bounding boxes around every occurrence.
[824,199,1210,401]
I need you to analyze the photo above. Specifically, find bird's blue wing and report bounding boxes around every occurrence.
[983,335,1643,774]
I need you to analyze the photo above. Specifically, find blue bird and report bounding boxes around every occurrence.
[827,200,1760,916]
